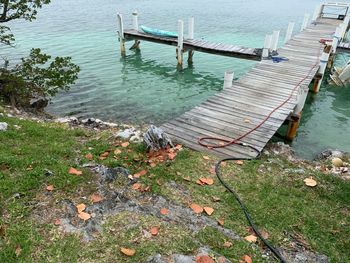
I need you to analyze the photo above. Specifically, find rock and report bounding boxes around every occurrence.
[331,158,343,167]
[91,165,129,183]
[56,116,79,125]
[143,125,173,151]
[117,128,136,139]
[0,122,8,131]
[30,96,48,109]
[284,168,305,174]
[130,131,143,143]
[317,149,345,160]
[172,254,195,263]
[147,254,167,263]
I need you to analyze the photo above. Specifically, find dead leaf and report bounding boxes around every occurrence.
[160,208,169,215]
[190,203,204,214]
[46,185,54,191]
[121,142,130,148]
[90,193,103,203]
[175,144,183,150]
[76,203,86,214]
[168,152,177,160]
[196,255,214,263]
[100,151,109,157]
[132,183,142,190]
[15,244,21,257]
[26,165,33,171]
[183,176,191,182]
[217,218,225,226]
[260,229,269,240]
[223,241,232,248]
[114,149,122,155]
[203,156,210,160]
[120,247,135,256]
[196,179,205,186]
[304,177,317,187]
[209,167,216,174]
[68,167,83,176]
[244,235,257,243]
[54,219,61,226]
[134,169,147,178]
[203,206,214,216]
[78,211,91,221]
[244,118,251,123]
[150,163,157,168]
[150,226,159,236]
[242,255,252,263]
[85,153,93,160]
[212,196,221,202]
[199,178,214,185]
[235,160,244,165]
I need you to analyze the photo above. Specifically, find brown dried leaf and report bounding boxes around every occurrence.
[132,183,142,190]
[90,193,103,203]
[54,219,61,226]
[168,152,177,160]
[183,176,191,182]
[190,203,204,214]
[100,151,109,157]
[175,144,183,150]
[203,206,214,216]
[242,255,252,263]
[150,226,159,236]
[244,235,257,243]
[121,142,130,148]
[235,160,244,165]
[223,241,232,248]
[196,179,205,186]
[120,247,135,256]
[304,177,317,187]
[218,218,225,226]
[85,153,93,160]
[114,149,122,155]
[78,212,91,221]
[160,208,169,215]
[76,203,86,214]
[46,185,54,191]
[199,178,214,185]
[68,167,83,176]
[196,255,214,263]
[134,169,147,178]
[202,155,210,160]
[15,244,21,257]
[212,196,221,202]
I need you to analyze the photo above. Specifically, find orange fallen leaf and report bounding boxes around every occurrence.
[90,193,103,203]
[196,179,205,186]
[203,155,210,160]
[54,219,61,226]
[219,142,225,146]
[150,226,159,236]
[260,229,269,240]
[160,208,169,215]
[304,177,317,187]
[134,169,147,178]
[100,151,109,157]
[120,247,135,256]
[132,183,142,190]
[68,167,82,176]
[190,203,204,214]
[15,244,21,257]
[175,144,183,150]
[121,142,130,148]
[76,203,86,214]
[218,218,225,226]
[244,235,257,243]
[46,185,54,191]
[199,178,214,185]
[183,176,191,182]
[196,255,214,263]
[209,167,216,174]
[168,152,177,160]
[223,241,232,248]
[78,211,91,221]
[26,165,33,171]
[85,153,93,160]
[203,206,214,216]
[244,118,251,123]
[235,160,244,165]
[114,149,122,155]
[150,163,157,168]
[242,255,252,263]
[212,196,221,202]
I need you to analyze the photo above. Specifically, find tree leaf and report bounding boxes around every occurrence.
[76,203,86,214]
[244,235,257,243]
[134,169,147,178]
[15,245,21,257]
[85,153,93,160]
[199,178,214,185]
[168,152,177,160]
[203,206,214,216]
[90,193,103,203]
[54,219,61,226]
[190,203,204,214]
[212,196,221,202]
[304,177,317,187]
[242,255,252,263]
[217,218,225,226]
[78,211,91,221]
[235,160,244,165]
[68,167,82,176]
[121,142,130,148]
[120,247,135,256]
[114,149,122,155]
[202,155,210,160]
[100,151,109,157]
[160,208,169,215]
[132,183,142,190]
[150,226,159,236]
[46,185,54,191]
[223,241,232,248]
[196,255,214,263]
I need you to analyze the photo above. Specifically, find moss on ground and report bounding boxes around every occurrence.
[0,115,349,262]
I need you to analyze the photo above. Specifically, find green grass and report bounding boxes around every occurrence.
[0,115,349,262]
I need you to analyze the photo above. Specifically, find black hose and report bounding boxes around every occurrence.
[215,142,287,263]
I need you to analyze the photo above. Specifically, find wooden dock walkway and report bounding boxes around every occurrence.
[160,18,343,158]
[123,29,262,61]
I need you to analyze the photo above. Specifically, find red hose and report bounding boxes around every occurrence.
[198,44,324,149]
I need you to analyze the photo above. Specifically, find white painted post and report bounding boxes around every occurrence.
[294,86,309,114]
[223,71,234,89]
[301,13,310,31]
[262,34,272,58]
[332,26,342,52]
[117,13,125,54]
[188,17,194,40]
[132,10,139,31]
[313,51,331,92]
[338,63,350,83]
[284,22,295,43]
[177,20,184,65]
[312,4,322,22]
[271,30,280,52]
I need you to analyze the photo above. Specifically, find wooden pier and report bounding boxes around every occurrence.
[117,3,350,158]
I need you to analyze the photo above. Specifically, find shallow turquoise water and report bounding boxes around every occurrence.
[2,0,350,159]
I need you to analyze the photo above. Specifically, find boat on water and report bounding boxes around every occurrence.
[140,25,178,38]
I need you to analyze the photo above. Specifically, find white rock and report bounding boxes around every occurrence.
[0,122,8,131]
[117,128,136,139]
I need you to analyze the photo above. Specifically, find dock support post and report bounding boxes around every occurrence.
[223,71,234,89]
[188,17,194,63]
[177,20,184,66]
[132,10,139,31]
[262,34,272,58]
[312,5,322,23]
[117,13,125,55]
[284,22,295,43]
[300,13,310,31]
[286,113,302,141]
[271,30,280,54]
[312,46,331,93]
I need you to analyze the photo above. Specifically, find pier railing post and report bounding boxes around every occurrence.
[117,13,125,55]
[300,13,310,31]
[223,71,234,89]
[313,45,332,93]
[132,10,139,31]
[284,22,295,43]
[262,34,272,58]
[177,20,184,66]
[188,17,194,40]
[332,26,342,53]
[312,4,322,23]
[271,30,280,54]
[294,86,309,114]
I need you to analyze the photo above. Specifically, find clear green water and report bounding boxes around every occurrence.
[2,0,350,159]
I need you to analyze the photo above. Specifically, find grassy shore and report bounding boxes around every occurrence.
[0,113,349,262]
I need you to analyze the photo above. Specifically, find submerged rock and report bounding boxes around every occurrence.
[316,149,345,160]
[0,122,8,131]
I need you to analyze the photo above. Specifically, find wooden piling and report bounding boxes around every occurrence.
[177,20,184,66]
[312,45,332,93]
[117,13,125,55]
[286,113,302,141]
[262,34,272,58]
[271,30,280,53]
[188,17,194,40]
[223,71,234,89]
[312,4,322,22]
[284,22,295,43]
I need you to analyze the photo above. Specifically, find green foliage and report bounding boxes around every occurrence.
[0,48,80,106]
